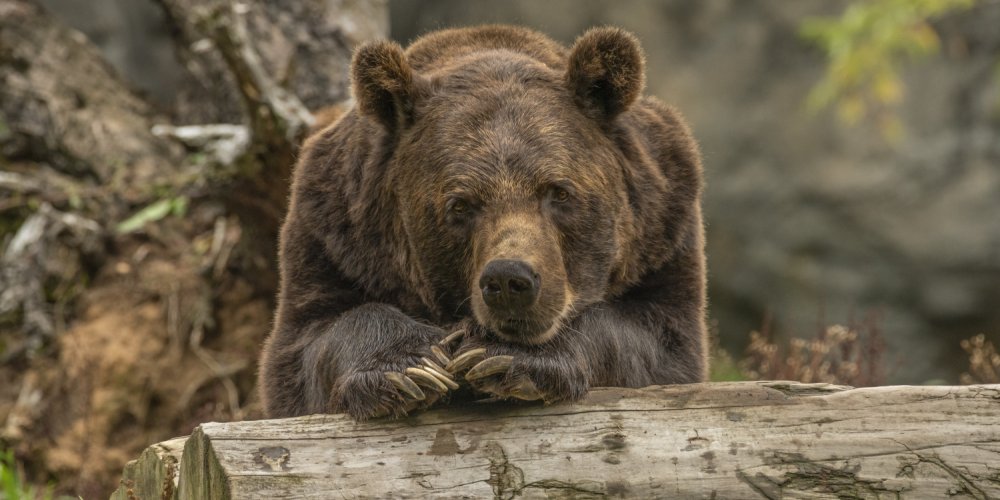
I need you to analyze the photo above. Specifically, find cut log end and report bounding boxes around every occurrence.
[112,382,1000,499]
[109,436,186,500]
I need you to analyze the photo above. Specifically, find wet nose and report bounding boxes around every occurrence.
[479,259,540,312]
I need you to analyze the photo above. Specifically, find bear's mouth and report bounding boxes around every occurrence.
[498,318,533,336]
[490,316,560,344]
[476,286,576,345]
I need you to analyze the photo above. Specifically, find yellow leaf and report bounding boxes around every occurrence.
[874,71,903,104]
[909,23,940,54]
[837,95,866,125]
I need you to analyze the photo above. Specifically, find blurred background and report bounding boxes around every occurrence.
[1,0,998,496]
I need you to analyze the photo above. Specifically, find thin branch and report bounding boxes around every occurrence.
[197,2,314,148]
[152,124,249,166]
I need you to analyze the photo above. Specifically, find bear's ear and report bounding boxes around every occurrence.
[351,40,418,132]
[565,27,646,121]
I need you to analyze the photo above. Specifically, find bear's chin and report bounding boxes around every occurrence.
[474,288,576,345]
[490,317,561,345]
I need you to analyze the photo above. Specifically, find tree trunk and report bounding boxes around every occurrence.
[111,382,1000,499]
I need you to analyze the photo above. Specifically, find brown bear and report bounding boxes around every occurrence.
[258,25,707,420]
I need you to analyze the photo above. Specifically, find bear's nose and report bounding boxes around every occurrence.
[479,259,540,312]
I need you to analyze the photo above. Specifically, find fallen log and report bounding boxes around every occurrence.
[110,381,1000,499]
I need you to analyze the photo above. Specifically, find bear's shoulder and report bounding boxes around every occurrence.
[628,96,703,179]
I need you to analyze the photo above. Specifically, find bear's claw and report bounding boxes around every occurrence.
[420,358,460,390]
[384,371,425,401]
[458,352,555,402]
[439,329,466,347]
[405,367,449,393]
[446,348,487,373]
[430,345,451,366]
[420,356,448,375]
[465,355,514,380]
[506,376,542,401]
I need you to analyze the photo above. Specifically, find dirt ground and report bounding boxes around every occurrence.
[1,204,270,498]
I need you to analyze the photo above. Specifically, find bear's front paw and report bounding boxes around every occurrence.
[331,347,460,420]
[448,346,589,404]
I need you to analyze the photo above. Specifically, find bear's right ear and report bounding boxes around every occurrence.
[351,40,418,132]
[565,27,645,122]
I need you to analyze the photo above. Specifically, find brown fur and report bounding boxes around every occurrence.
[258,25,708,419]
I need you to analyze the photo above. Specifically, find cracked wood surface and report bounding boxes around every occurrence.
[115,382,1000,499]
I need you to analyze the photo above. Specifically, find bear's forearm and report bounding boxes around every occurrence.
[261,303,444,417]
[584,235,709,386]
[570,302,706,387]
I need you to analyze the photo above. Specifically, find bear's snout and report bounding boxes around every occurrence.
[479,259,540,312]
[469,213,569,344]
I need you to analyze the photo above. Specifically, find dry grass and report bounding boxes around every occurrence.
[960,334,1000,384]
[738,313,888,387]
[729,313,999,387]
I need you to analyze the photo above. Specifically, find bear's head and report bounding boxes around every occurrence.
[351,28,647,344]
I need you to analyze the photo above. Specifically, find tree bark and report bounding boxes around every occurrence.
[111,382,1000,499]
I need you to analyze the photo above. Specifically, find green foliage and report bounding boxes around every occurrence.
[801,0,977,140]
[709,348,746,382]
[0,449,48,500]
[115,195,189,234]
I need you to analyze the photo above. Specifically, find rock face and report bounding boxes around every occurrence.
[391,0,1000,383]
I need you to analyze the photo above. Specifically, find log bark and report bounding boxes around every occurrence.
[112,382,1000,499]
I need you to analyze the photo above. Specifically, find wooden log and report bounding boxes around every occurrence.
[115,382,1000,499]
[109,436,187,500]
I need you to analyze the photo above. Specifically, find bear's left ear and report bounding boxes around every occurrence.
[351,40,420,132]
[565,27,646,121]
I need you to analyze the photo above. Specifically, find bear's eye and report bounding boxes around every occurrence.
[550,186,571,204]
[449,199,470,215]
